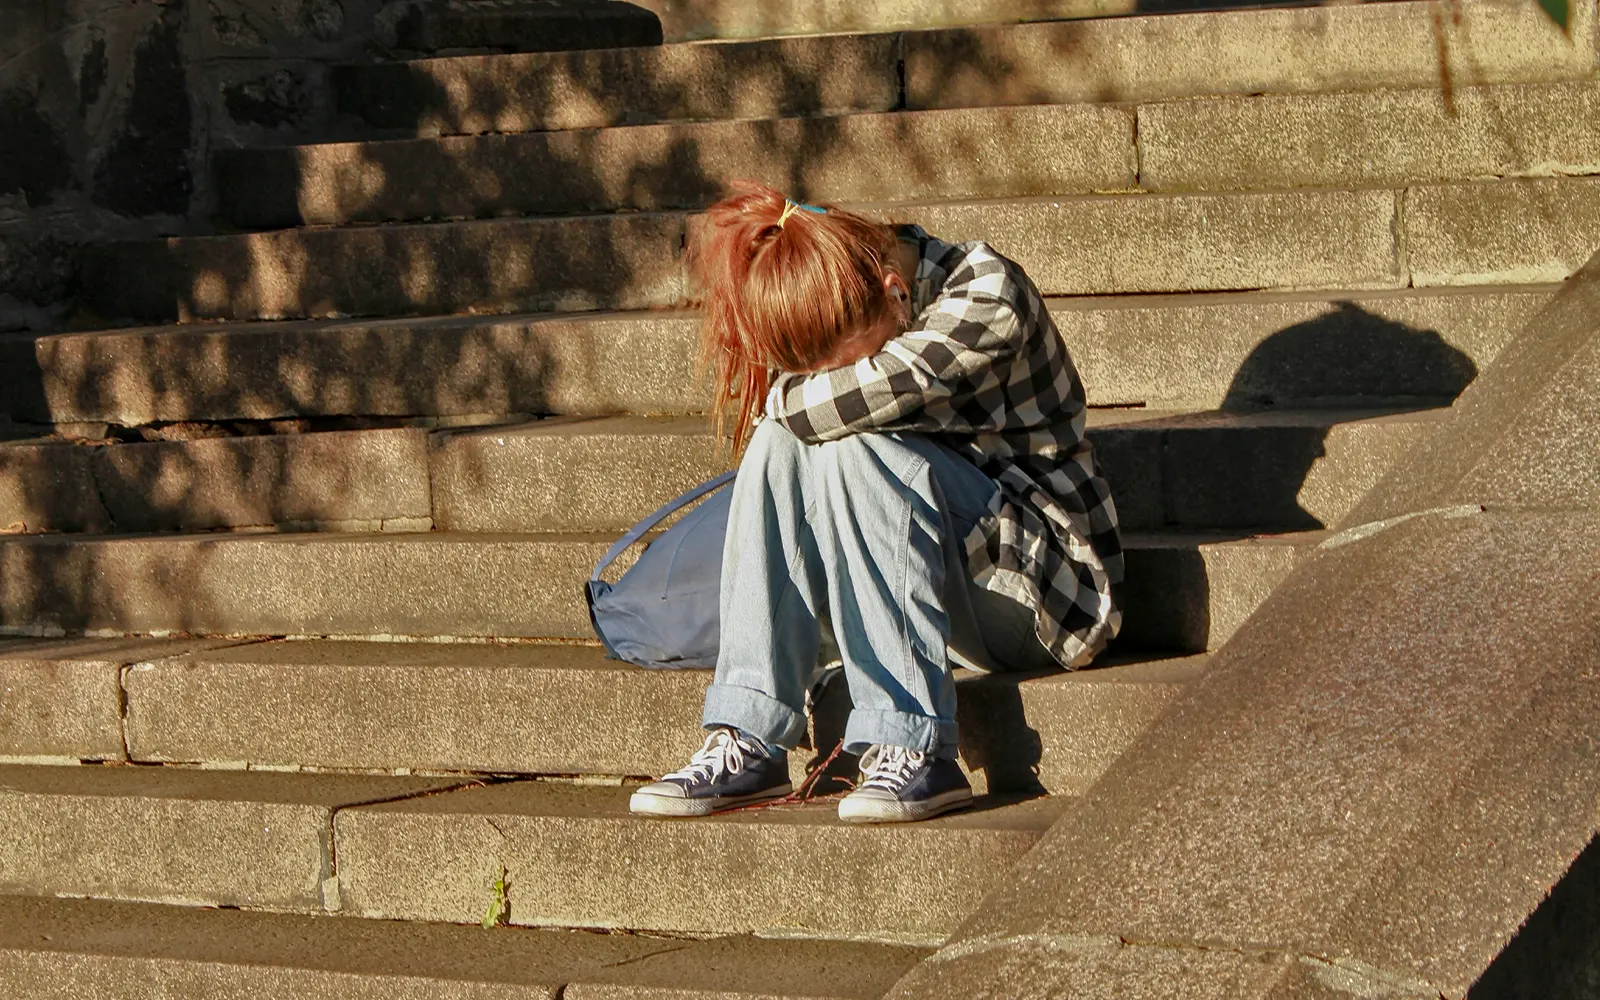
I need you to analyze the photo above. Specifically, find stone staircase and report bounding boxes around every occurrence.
[0,0,1595,994]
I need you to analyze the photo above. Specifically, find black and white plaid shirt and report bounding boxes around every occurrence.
[763,226,1123,667]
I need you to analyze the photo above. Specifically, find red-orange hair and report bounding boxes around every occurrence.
[688,182,901,452]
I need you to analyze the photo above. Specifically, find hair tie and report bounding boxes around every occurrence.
[778,198,826,228]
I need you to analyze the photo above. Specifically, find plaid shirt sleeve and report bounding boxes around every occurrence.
[763,254,1023,442]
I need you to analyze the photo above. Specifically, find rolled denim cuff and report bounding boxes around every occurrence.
[843,708,959,760]
[702,681,809,751]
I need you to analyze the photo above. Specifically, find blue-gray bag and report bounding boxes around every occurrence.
[585,472,735,669]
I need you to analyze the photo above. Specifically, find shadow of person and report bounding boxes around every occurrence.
[1113,301,1481,654]
[1205,301,1482,529]
[1221,301,1480,414]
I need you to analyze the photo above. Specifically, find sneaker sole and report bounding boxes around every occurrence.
[837,787,975,824]
[629,783,794,818]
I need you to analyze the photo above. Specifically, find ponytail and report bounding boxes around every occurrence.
[688,182,900,453]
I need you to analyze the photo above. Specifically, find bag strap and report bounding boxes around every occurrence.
[589,471,737,583]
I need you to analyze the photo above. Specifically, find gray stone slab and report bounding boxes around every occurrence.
[0,530,617,640]
[123,640,714,775]
[335,779,1061,940]
[0,896,925,1000]
[91,428,432,532]
[13,287,1544,427]
[886,936,1309,1000]
[1156,409,1442,531]
[1142,79,1600,193]
[902,510,1600,997]
[631,0,1132,43]
[118,638,1198,794]
[21,311,704,426]
[93,185,1406,323]
[1117,531,1306,651]
[0,528,1297,648]
[1054,286,1551,411]
[333,32,901,135]
[0,439,108,534]
[0,637,255,761]
[901,189,1400,295]
[82,213,686,324]
[430,416,728,533]
[218,103,1136,228]
[904,0,1596,111]
[0,765,462,910]
[1405,177,1600,287]
[431,410,1432,535]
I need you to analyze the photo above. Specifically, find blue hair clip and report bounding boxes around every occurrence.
[779,198,827,227]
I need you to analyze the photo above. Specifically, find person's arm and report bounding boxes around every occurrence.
[764,258,1023,442]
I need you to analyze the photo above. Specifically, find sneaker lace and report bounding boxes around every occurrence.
[857,744,926,793]
[663,729,755,785]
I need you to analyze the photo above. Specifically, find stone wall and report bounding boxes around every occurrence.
[0,0,408,331]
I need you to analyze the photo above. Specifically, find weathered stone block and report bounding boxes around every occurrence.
[0,895,925,1000]
[123,641,713,774]
[0,531,616,639]
[904,189,1400,295]
[333,31,901,135]
[0,765,460,910]
[335,781,1059,939]
[82,213,686,323]
[431,416,725,532]
[1406,176,1600,285]
[90,428,431,532]
[0,440,108,534]
[1117,532,1304,651]
[904,0,1596,111]
[1055,287,1548,410]
[217,103,1135,228]
[0,637,248,761]
[1141,79,1600,193]
[21,312,704,426]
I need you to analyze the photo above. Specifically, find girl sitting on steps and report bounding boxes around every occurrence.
[628,183,1122,824]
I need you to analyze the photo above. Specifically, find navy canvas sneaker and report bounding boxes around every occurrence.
[837,744,974,823]
[629,728,792,817]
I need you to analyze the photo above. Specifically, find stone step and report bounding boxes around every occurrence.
[0,528,1306,650]
[102,637,1207,795]
[330,0,1594,138]
[332,778,1061,941]
[397,0,666,55]
[429,409,1440,535]
[0,408,1442,537]
[428,0,1157,47]
[0,763,1058,940]
[0,895,927,999]
[4,287,1552,426]
[215,103,1136,229]
[81,179,1600,324]
[218,78,1600,230]
[0,765,465,912]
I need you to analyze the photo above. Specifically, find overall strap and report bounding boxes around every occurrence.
[589,471,736,583]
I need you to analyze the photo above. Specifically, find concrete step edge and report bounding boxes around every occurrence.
[0,405,1447,537]
[0,763,1059,939]
[82,176,1600,324]
[3,633,1207,794]
[0,894,930,999]
[215,76,1600,229]
[327,0,1596,139]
